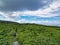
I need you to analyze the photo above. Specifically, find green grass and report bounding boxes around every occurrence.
[0,21,60,45]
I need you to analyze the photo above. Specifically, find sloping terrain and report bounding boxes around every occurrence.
[0,21,60,45]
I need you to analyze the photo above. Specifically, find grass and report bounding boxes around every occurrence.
[0,21,60,45]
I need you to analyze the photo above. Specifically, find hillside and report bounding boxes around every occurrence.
[0,21,60,45]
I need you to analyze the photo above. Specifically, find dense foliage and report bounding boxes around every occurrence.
[0,21,60,45]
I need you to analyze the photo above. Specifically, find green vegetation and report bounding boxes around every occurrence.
[0,21,60,45]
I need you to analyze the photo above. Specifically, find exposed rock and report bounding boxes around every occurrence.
[13,41,20,45]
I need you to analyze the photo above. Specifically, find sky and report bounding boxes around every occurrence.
[0,0,60,26]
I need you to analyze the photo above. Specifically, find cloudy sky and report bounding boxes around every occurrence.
[0,0,60,26]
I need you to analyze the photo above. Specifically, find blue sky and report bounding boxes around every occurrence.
[0,0,60,26]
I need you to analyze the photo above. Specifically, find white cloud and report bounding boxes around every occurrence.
[0,0,60,19]
[0,12,14,21]
[22,0,60,17]
[16,19,60,26]
[2,0,59,18]
[50,0,60,9]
